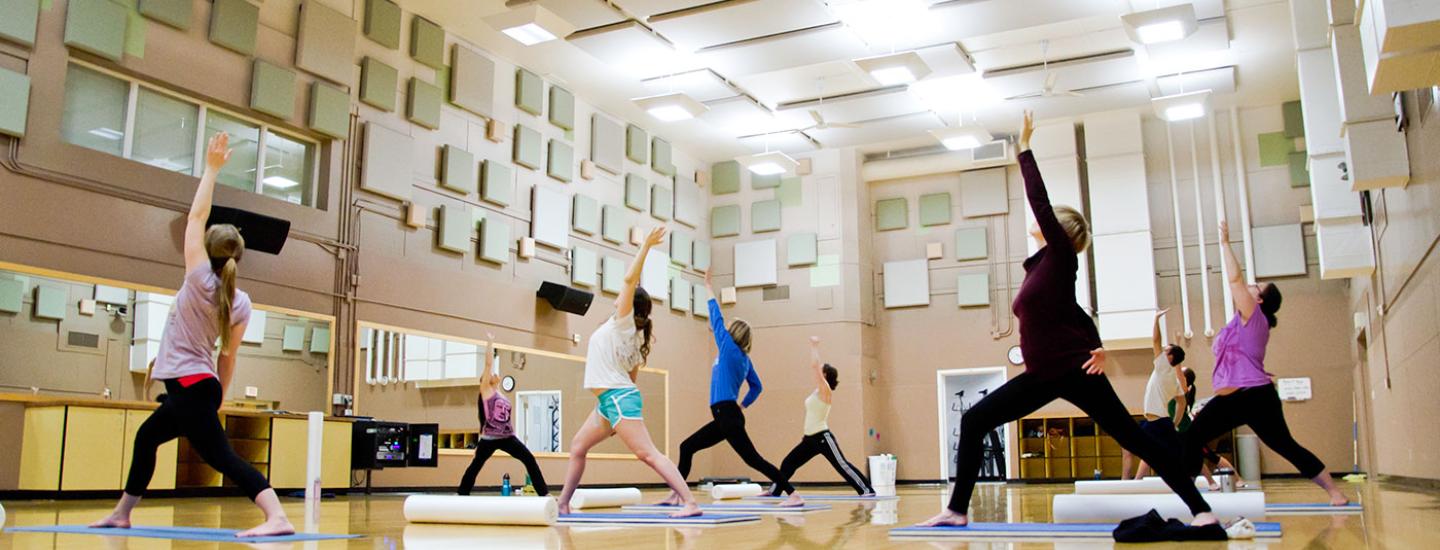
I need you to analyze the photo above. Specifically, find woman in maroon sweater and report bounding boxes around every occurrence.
[920,112,1216,527]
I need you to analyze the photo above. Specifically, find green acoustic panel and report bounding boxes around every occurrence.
[1282,100,1304,139]
[363,0,400,49]
[591,115,624,174]
[572,193,599,235]
[479,216,510,264]
[407,78,441,129]
[359,57,398,112]
[439,145,475,194]
[34,286,64,320]
[547,139,573,182]
[513,124,541,169]
[710,205,740,237]
[650,185,672,221]
[450,45,494,117]
[0,278,22,313]
[139,0,188,30]
[752,172,781,189]
[437,203,472,254]
[296,0,356,86]
[778,176,802,207]
[481,160,514,206]
[571,247,599,288]
[691,282,708,317]
[651,138,674,176]
[787,233,817,266]
[693,240,710,271]
[66,0,128,61]
[625,174,649,211]
[876,198,908,231]
[0,67,30,138]
[670,232,692,267]
[956,273,990,307]
[250,59,296,119]
[1258,132,1293,167]
[626,124,648,163]
[309,327,331,353]
[549,86,574,130]
[919,192,952,226]
[515,68,543,116]
[955,227,988,261]
[1289,151,1310,188]
[711,160,740,195]
[308,82,349,140]
[602,205,629,244]
[601,256,625,294]
[669,276,690,313]
[1,0,40,46]
[282,324,305,351]
[751,199,781,233]
[207,0,257,56]
[410,16,444,69]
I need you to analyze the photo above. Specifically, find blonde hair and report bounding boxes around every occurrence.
[1054,206,1091,253]
[205,224,245,350]
[728,318,752,355]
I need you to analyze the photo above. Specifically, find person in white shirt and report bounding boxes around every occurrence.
[1123,309,1189,480]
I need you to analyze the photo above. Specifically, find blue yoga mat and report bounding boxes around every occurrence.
[744,494,899,502]
[6,525,361,543]
[559,512,759,525]
[623,503,832,513]
[890,521,1284,540]
[1266,502,1363,514]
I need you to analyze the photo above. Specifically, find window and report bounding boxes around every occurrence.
[60,62,320,208]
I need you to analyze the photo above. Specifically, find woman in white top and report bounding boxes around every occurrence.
[556,227,701,518]
[766,337,874,496]
[1123,309,1188,479]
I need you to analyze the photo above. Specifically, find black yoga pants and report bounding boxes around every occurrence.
[948,368,1212,515]
[1183,383,1326,479]
[677,400,796,494]
[125,378,271,500]
[457,435,550,496]
[767,430,873,496]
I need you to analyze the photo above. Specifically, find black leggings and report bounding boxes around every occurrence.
[767,430,873,496]
[1183,383,1326,479]
[948,368,1211,515]
[125,378,271,500]
[457,436,550,496]
[677,401,795,494]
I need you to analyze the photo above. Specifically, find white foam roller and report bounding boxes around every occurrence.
[402,524,560,549]
[1,502,6,531]
[570,488,642,509]
[711,483,764,500]
[1053,492,1266,522]
[403,495,558,526]
[1075,477,1216,494]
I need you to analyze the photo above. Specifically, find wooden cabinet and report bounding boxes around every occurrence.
[122,409,177,491]
[1016,414,1239,480]
[18,407,65,490]
[265,417,353,490]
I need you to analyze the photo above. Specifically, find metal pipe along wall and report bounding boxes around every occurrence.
[1165,123,1194,338]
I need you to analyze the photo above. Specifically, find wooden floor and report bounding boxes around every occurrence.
[0,479,1428,548]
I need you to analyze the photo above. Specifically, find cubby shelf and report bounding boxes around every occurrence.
[1016,414,1237,481]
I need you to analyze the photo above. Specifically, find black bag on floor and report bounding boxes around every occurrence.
[1113,509,1228,542]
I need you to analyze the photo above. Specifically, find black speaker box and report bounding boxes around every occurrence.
[537,281,594,316]
[207,206,291,255]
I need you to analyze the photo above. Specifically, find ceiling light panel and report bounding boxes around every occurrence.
[642,70,738,102]
[699,24,871,77]
[633,92,710,121]
[647,0,837,53]
[531,0,625,30]
[1157,66,1236,96]
[703,96,809,136]
[853,52,933,86]
[1152,90,1213,121]
[930,125,994,151]
[909,74,1004,115]
[779,88,928,125]
[484,3,576,45]
[737,151,800,175]
[1121,4,1199,45]
[983,52,1141,99]
[567,21,701,78]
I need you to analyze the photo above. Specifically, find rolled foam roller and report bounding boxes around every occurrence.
[403,495,558,526]
[710,483,765,500]
[1053,492,1266,522]
[570,488,642,509]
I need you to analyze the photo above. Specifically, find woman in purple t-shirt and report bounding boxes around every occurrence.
[458,333,550,496]
[92,134,294,537]
[1182,221,1348,506]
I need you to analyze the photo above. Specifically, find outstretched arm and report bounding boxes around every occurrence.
[616,226,667,319]
[1017,110,1074,254]
[479,332,496,399]
[1219,221,1258,322]
[1152,308,1169,358]
[185,133,232,273]
[810,337,832,404]
[705,269,732,351]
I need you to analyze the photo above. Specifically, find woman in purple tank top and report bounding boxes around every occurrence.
[458,333,550,496]
[1182,221,1349,506]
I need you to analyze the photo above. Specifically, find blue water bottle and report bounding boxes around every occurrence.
[501,473,512,496]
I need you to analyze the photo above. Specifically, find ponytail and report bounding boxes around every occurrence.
[637,315,653,361]
[216,257,238,350]
[633,286,654,361]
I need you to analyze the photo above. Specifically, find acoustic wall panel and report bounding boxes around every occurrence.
[883,259,929,308]
[751,199,781,233]
[360,57,398,112]
[1297,48,1344,155]
[1253,224,1308,278]
[752,172,781,190]
[670,232,693,267]
[668,276,691,313]
[241,309,267,343]
[734,239,778,288]
[250,60,296,119]
[531,185,570,248]
[0,67,30,138]
[572,194,599,235]
[959,167,1007,217]
[711,205,741,237]
[712,160,740,194]
[515,68,543,115]
[1,0,39,46]
[626,124,649,163]
[308,82,349,140]
[513,124,542,169]
[602,205,629,243]
[651,138,675,176]
[787,233,818,266]
[437,204,471,254]
[439,145,475,195]
[875,198,907,231]
[207,0,256,57]
[139,0,188,31]
[591,115,625,174]
[1086,154,1150,235]
[34,286,64,320]
[363,0,401,49]
[642,250,670,301]
[282,325,305,351]
[0,278,21,313]
[692,282,709,317]
[956,273,990,307]
[1309,152,1362,222]
[407,78,442,129]
[918,193,951,226]
[66,0,127,61]
[410,17,444,69]
[479,216,510,264]
[361,123,413,200]
[651,185,673,221]
[547,139,573,182]
[549,86,575,130]
[480,160,514,206]
[1081,111,1144,158]
[1092,231,1158,349]
[625,174,649,211]
[310,327,331,353]
[1316,219,1374,279]
[450,45,495,117]
[955,227,988,261]
[601,256,625,294]
[674,175,703,227]
[572,247,599,288]
[295,0,356,86]
[693,240,711,271]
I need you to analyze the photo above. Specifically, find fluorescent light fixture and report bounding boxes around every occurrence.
[1121,4,1198,45]
[830,0,934,45]
[263,176,301,189]
[853,52,932,86]
[483,3,575,46]
[632,92,709,122]
[930,126,993,151]
[1151,89,1212,121]
[736,151,799,176]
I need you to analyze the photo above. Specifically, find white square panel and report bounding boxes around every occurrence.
[1092,232,1157,313]
[702,96,805,136]
[642,249,671,301]
[1252,224,1308,278]
[647,0,836,52]
[781,88,929,125]
[883,259,930,308]
[612,0,713,18]
[567,21,701,78]
[531,185,571,249]
[591,114,625,174]
[912,42,977,79]
[642,69,738,102]
[959,167,1007,217]
[1157,66,1237,99]
[734,239,778,288]
[1316,219,1374,279]
[535,0,625,29]
[698,24,870,77]
[735,60,877,107]
[1086,154,1151,235]
[674,174,703,228]
[984,53,1141,100]
[805,111,943,149]
[361,123,413,201]
[1144,19,1231,68]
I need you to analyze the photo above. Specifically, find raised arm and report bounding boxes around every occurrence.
[479,332,496,399]
[810,337,832,404]
[185,133,232,273]
[616,226,667,319]
[1017,111,1073,254]
[705,269,732,351]
[1219,221,1258,321]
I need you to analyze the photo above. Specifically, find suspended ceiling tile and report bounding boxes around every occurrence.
[697,24,870,77]
[611,0,715,18]
[804,112,945,149]
[534,0,625,30]
[912,43,977,78]
[1157,66,1236,96]
[738,131,817,155]
[966,29,1132,72]
[702,96,807,136]
[1130,0,1224,21]
[647,0,836,52]
[1143,19,1232,67]
[985,52,1142,99]
[931,0,1126,48]
[642,69,737,102]
[567,20,703,78]
[734,61,875,107]
[781,88,929,125]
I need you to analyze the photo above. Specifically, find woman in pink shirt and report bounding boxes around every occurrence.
[1182,221,1348,506]
[457,333,549,496]
[91,134,294,537]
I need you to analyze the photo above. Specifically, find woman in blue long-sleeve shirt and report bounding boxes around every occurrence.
[667,269,804,507]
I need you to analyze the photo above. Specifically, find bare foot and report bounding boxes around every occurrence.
[658,491,681,506]
[236,517,295,538]
[668,503,703,518]
[88,514,131,529]
[859,492,876,497]
[1191,511,1219,527]
[1329,493,1350,506]
[778,494,805,507]
[917,510,968,527]
[1209,482,1222,491]
[558,503,571,515]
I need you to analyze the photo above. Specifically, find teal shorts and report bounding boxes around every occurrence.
[597,387,643,427]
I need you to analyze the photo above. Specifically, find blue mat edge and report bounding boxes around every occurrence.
[7,525,360,542]
[889,521,1283,535]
